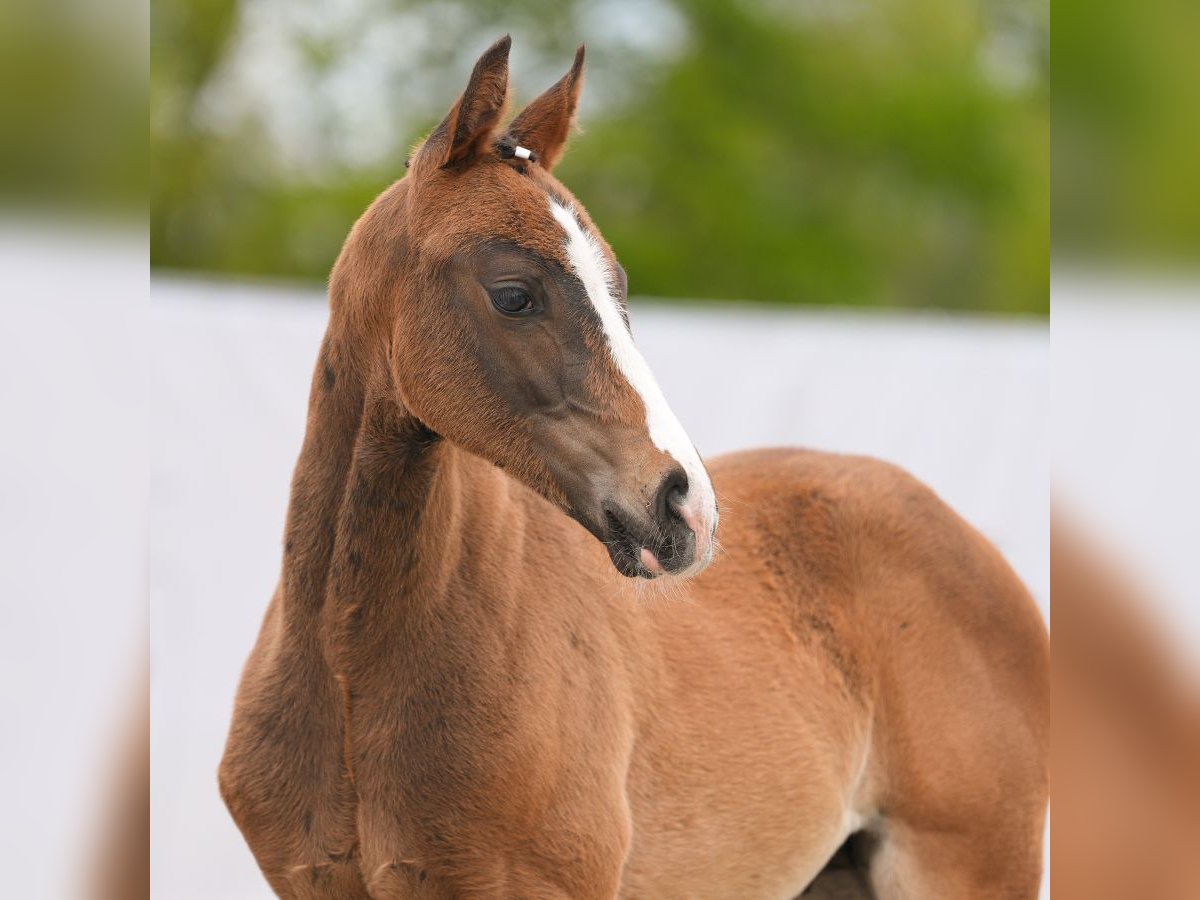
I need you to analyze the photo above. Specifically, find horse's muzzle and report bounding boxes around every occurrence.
[600,471,710,579]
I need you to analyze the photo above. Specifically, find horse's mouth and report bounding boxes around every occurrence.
[603,508,659,578]
[602,506,705,580]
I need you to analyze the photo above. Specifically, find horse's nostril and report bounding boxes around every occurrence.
[654,467,689,525]
[666,486,687,520]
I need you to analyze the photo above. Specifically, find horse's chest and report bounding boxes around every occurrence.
[349,636,636,894]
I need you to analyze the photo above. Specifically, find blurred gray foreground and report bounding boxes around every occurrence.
[150,277,1048,899]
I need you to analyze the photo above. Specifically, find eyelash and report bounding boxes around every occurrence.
[490,286,535,316]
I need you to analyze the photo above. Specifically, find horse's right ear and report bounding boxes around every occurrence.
[412,35,511,174]
[501,45,585,172]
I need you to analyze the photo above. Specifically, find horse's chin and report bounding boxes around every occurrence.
[603,541,656,579]
[565,500,707,581]
[600,522,708,582]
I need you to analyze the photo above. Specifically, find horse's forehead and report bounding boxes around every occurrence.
[412,166,610,271]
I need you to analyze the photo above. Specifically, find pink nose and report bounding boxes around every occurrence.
[646,467,716,576]
[673,493,713,560]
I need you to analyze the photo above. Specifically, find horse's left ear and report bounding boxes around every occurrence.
[502,45,585,172]
[413,35,511,174]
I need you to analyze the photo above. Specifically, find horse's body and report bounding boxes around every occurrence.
[220,38,1048,899]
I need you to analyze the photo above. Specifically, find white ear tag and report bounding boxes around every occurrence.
[513,145,533,160]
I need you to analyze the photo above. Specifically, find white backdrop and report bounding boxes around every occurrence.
[150,277,1048,899]
[1,225,147,900]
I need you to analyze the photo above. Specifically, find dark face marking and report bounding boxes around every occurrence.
[390,219,674,571]
[452,239,650,507]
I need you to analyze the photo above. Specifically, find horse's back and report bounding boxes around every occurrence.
[703,445,1046,669]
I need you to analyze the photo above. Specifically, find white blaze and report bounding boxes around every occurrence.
[549,199,717,565]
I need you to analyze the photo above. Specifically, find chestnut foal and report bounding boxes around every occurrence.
[220,38,1049,900]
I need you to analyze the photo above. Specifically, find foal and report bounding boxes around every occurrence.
[220,37,1049,899]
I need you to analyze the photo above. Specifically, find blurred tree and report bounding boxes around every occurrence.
[2,2,145,211]
[152,0,1050,313]
[1053,0,1200,265]
[562,0,1048,312]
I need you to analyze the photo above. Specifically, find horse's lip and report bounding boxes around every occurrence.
[602,507,658,578]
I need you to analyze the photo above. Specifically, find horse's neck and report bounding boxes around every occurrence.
[276,327,516,658]
[277,331,367,632]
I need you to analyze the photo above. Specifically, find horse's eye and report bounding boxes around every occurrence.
[489,286,534,316]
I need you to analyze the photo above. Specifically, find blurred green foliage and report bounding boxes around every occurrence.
[1053,0,1200,264]
[1,3,145,212]
[152,0,1049,312]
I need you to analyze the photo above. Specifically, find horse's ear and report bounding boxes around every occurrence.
[502,45,585,172]
[414,35,511,173]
